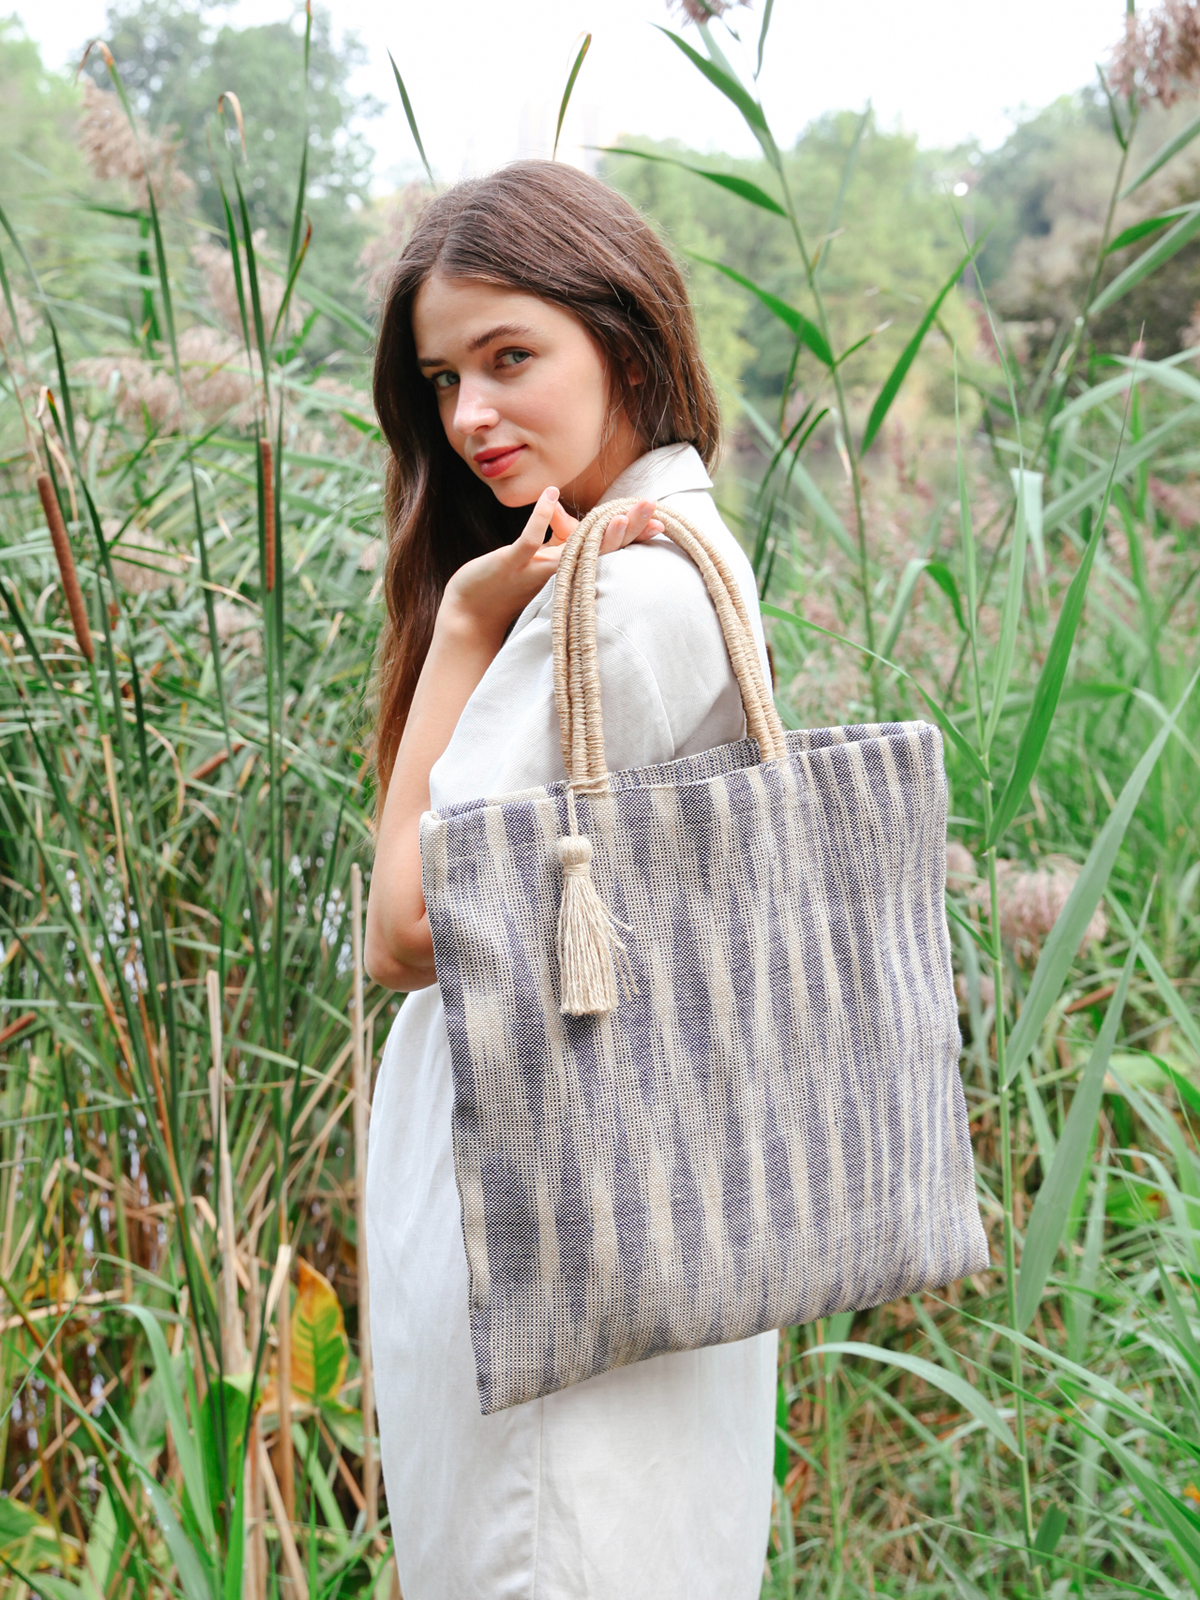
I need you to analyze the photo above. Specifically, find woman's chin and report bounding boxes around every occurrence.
[487,473,542,508]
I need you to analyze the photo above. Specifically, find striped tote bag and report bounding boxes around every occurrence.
[420,498,989,1415]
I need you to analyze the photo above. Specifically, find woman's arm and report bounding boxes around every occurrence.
[364,490,661,991]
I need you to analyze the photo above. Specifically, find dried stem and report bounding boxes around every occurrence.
[261,438,276,595]
[207,969,247,1376]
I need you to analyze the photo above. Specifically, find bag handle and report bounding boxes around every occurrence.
[547,497,787,1019]
[551,497,787,787]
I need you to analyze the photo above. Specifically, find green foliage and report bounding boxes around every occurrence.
[89,0,379,308]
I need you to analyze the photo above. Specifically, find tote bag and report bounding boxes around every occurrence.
[420,497,989,1415]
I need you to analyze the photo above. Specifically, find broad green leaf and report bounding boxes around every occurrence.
[861,247,972,454]
[1010,467,1045,578]
[290,1257,349,1404]
[1102,1436,1200,1593]
[600,147,786,215]
[1004,661,1200,1084]
[124,1304,215,1548]
[806,1342,1018,1453]
[221,1466,245,1600]
[1052,349,1200,429]
[389,51,434,185]
[1091,204,1200,315]
[774,1382,789,1484]
[982,483,1027,755]
[1067,1145,1108,1365]
[553,33,591,161]
[879,559,965,661]
[1015,899,1147,1332]
[988,501,1104,844]
[281,279,374,344]
[1032,1503,1070,1566]
[1122,109,1200,196]
[1106,205,1195,254]
[655,27,771,140]
[142,1476,213,1600]
[691,253,832,366]
[0,1495,58,1554]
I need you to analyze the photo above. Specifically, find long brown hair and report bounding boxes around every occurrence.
[369,159,720,812]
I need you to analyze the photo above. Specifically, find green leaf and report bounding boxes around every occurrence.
[1031,1504,1070,1567]
[690,253,832,366]
[1106,206,1194,255]
[982,483,1028,755]
[1004,661,1200,1085]
[1010,467,1045,579]
[553,33,591,161]
[988,501,1105,844]
[290,1258,349,1404]
[142,1477,214,1600]
[1015,897,1148,1332]
[389,51,434,185]
[1109,896,1200,1061]
[879,559,965,661]
[730,390,857,560]
[655,26,771,140]
[600,147,786,215]
[222,1469,245,1600]
[755,0,775,77]
[861,247,972,454]
[762,602,988,783]
[1044,404,1200,531]
[1091,204,1200,315]
[1122,108,1200,196]
[124,1304,216,1549]
[806,1342,1018,1453]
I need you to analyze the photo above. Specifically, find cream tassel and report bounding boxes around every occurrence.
[555,834,635,1017]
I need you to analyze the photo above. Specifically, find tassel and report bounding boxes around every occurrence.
[555,834,634,1017]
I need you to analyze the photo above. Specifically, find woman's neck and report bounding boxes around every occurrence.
[560,415,645,517]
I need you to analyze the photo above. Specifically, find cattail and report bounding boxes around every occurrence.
[37,473,93,662]
[261,438,276,594]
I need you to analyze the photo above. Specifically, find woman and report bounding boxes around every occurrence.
[365,160,777,1600]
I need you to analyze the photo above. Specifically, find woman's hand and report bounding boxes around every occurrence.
[439,489,664,648]
[364,489,663,993]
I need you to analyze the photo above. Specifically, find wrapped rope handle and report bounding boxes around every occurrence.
[548,498,787,1017]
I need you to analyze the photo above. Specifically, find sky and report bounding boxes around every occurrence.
[17,0,1132,188]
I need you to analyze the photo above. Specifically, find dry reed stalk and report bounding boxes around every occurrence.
[207,970,247,1376]
[0,1012,36,1047]
[37,474,92,662]
[261,438,276,594]
[259,1435,309,1600]
[350,864,378,1532]
[186,739,247,784]
[275,1192,295,1521]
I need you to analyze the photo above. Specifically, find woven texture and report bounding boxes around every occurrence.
[420,502,988,1415]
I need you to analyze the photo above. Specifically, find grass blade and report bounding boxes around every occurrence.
[861,246,973,453]
[1015,896,1149,1331]
[553,33,591,161]
[1004,660,1200,1084]
[389,50,434,185]
[988,503,1104,844]
[124,1304,216,1548]
[690,253,832,366]
[1122,108,1200,196]
[600,146,786,215]
[806,1342,1018,1454]
[763,602,988,782]
[654,26,773,149]
[981,481,1028,755]
[755,0,775,76]
[1106,204,1196,254]
[1090,204,1200,315]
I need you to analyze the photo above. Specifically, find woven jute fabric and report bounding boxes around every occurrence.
[420,502,988,1416]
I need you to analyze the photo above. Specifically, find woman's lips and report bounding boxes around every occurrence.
[474,444,526,479]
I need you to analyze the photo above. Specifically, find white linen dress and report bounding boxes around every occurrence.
[366,442,778,1600]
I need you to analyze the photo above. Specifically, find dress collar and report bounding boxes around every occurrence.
[601,442,713,503]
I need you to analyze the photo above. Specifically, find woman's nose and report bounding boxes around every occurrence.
[452,379,500,437]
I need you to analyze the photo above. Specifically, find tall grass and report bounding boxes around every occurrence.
[0,11,1199,1600]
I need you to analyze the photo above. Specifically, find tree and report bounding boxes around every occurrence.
[87,0,380,309]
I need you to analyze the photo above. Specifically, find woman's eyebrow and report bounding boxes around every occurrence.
[417,323,538,367]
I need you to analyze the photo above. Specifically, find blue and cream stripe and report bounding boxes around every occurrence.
[420,720,989,1416]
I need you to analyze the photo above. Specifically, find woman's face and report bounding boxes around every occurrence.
[411,274,640,514]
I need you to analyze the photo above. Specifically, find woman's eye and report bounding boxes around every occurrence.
[497,349,531,370]
[431,370,458,391]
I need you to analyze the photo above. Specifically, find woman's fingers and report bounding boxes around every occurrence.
[600,499,664,554]
[517,486,561,551]
[546,501,579,544]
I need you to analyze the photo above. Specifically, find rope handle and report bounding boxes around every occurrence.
[551,497,786,788]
